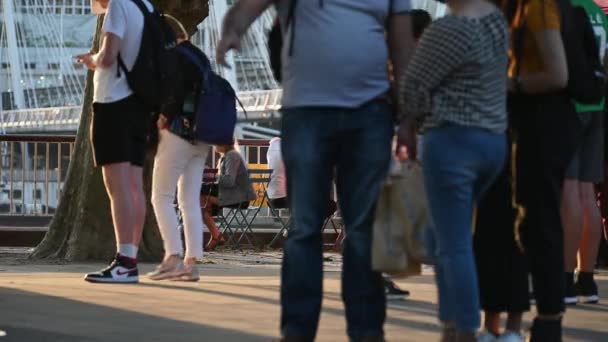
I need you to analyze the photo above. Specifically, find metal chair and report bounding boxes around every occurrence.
[216,169,272,248]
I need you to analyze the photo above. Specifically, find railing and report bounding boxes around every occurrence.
[0,135,76,216]
[0,134,271,216]
[0,89,283,133]
[0,106,81,133]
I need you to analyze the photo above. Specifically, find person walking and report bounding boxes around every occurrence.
[398,0,509,340]
[217,1,416,340]
[78,0,154,283]
[147,30,212,282]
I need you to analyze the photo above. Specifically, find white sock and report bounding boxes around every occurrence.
[118,244,138,259]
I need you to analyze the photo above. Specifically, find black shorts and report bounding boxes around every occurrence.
[91,95,150,167]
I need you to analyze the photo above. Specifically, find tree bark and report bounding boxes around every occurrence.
[31,1,209,262]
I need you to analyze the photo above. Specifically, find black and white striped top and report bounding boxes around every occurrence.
[398,11,509,133]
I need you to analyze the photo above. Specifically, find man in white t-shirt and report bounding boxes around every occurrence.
[76,0,155,284]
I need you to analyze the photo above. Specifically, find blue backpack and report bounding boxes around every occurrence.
[174,45,243,145]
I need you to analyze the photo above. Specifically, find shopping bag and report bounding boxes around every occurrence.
[372,160,431,278]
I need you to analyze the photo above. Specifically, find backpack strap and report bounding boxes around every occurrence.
[286,0,298,56]
[117,0,155,77]
[175,44,212,86]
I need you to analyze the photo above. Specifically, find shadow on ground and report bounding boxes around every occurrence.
[0,287,270,342]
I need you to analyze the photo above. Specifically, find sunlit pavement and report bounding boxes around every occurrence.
[0,251,607,341]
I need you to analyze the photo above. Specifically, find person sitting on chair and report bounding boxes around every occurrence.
[200,142,256,251]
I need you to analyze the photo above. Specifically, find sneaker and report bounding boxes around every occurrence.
[147,255,185,281]
[497,331,524,342]
[84,254,138,284]
[478,331,497,342]
[576,271,600,304]
[564,272,578,305]
[384,278,410,299]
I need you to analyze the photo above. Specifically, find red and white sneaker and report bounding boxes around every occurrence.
[84,254,139,283]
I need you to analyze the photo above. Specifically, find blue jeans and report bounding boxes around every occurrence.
[422,124,506,331]
[280,100,393,341]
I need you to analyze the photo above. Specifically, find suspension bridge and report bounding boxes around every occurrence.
[0,0,447,138]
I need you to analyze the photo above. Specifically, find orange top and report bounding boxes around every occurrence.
[509,0,561,77]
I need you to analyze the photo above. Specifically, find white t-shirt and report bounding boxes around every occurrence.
[93,0,154,103]
[267,138,287,200]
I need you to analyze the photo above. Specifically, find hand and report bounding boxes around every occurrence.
[396,119,417,160]
[157,114,168,129]
[74,52,96,71]
[216,31,241,68]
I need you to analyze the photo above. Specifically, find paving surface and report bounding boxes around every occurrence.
[0,250,607,342]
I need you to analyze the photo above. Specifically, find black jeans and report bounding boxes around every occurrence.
[511,92,581,316]
[475,152,530,313]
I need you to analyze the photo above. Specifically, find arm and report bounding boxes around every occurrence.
[216,0,274,66]
[218,153,241,188]
[75,1,124,70]
[517,29,568,93]
[398,19,472,119]
[95,33,122,69]
[74,33,121,71]
[388,13,416,102]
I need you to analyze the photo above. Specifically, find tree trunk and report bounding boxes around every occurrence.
[31,1,209,262]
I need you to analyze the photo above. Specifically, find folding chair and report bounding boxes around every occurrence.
[200,168,238,246]
[267,198,292,248]
[321,193,344,250]
[215,169,272,248]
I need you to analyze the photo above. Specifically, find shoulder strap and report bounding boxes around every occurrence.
[286,0,298,56]
[130,0,153,16]
[117,0,154,77]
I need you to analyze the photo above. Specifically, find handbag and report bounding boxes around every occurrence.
[372,160,432,278]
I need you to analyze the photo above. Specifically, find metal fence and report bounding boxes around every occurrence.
[0,135,271,216]
[0,135,75,216]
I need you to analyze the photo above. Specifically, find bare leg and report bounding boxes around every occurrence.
[562,179,584,272]
[578,182,602,272]
[483,311,501,336]
[102,163,136,246]
[130,165,146,246]
[201,195,221,239]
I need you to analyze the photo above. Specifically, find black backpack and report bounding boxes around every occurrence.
[268,17,283,83]
[564,6,606,104]
[267,0,298,84]
[117,0,178,111]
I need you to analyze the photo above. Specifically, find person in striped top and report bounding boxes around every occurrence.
[398,2,509,341]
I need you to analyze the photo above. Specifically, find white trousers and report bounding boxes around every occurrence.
[152,130,209,259]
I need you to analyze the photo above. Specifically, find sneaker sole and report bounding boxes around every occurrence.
[386,294,410,300]
[564,296,578,305]
[579,295,599,304]
[84,276,139,284]
[148,271,186,281]
[169,275,200,282]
